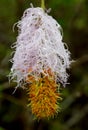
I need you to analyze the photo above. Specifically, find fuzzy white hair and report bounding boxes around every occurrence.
[10,7,71,86]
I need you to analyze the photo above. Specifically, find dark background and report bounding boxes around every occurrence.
[0,0,88,130]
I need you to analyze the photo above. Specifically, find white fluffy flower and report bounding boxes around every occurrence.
[10,7,71,86]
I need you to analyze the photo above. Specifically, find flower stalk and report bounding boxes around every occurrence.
[41,0,45,10]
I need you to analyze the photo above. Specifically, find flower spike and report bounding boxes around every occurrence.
[10,6,71,119]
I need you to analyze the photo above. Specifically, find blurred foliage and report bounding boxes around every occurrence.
[0,0,88,130]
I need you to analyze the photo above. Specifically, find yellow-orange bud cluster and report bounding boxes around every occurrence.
[26,69,61,119]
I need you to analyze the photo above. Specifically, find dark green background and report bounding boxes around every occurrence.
[0,0,88,130]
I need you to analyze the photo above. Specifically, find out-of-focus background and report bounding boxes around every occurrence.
[0,0,88,130]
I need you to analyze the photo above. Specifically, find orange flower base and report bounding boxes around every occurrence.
[27,69,61,119]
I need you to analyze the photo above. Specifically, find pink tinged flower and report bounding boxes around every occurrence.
[10,6,72,119]
[10,7,71,86]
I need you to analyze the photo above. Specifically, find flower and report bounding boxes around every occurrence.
[10,7,71,119]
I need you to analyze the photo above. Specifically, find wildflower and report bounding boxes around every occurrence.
[10,6,71,119]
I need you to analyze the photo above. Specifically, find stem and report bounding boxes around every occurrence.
[41,0,45,10]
